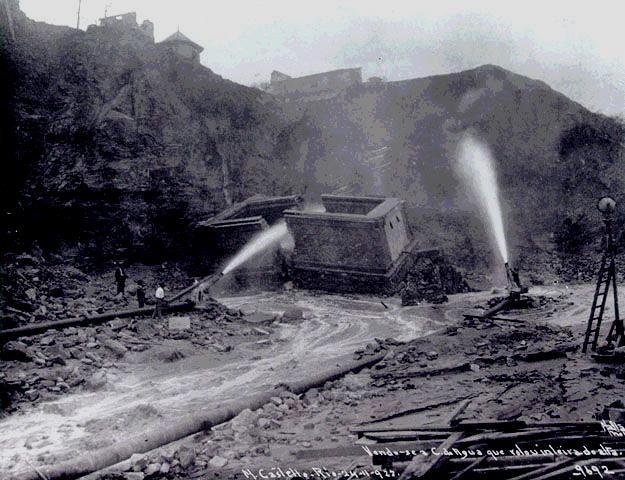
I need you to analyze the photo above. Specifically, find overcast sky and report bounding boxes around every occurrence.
[20,0,625,116]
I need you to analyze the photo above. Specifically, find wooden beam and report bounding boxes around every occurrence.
[398,431,464,479]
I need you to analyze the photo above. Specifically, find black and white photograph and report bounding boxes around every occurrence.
[1,1,625,478]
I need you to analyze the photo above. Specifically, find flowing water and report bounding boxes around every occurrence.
[0,290,473,477]
[456,134,509,263]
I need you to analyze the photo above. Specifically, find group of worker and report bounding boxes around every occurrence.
[113,263,167,319]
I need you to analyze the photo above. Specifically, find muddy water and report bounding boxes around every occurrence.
[4,284,606,477]
[0,290,466,477]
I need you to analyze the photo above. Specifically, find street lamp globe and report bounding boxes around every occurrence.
[597,196,616,217]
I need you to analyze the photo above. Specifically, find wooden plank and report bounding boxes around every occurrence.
[449,456,487,480]
[453,419,527,431]
[398,431,464,479]
[508,458,587,480]
[363,431,450,442]
[448,399,473,427]
[464,314,525,323]
[505,458,575,480]
[351,395,475,432]
[373,362,471,381]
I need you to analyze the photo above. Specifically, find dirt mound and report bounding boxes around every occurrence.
[398,254,471,305]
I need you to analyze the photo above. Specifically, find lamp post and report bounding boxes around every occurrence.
[597,196,616,253]
[583,196,622,352]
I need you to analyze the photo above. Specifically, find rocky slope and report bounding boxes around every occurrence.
[1,2,297,262]
[2,1,623,270]
[285,67,624,266]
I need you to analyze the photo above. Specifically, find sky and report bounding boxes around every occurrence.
[20,0,625,116]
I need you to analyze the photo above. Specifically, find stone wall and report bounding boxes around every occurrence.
[285,215,391,272]
[192,195,301,273]
[284,195,414,293]
[268,68,362,99]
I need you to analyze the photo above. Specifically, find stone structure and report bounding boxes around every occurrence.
[284,195,423,293]
[267,68,362,100]
[367,76,384,84]
[98,12,154,41]
[193,194,302,273]
[158,31,203,63]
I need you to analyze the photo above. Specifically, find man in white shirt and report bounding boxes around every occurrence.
[152,283,166,319]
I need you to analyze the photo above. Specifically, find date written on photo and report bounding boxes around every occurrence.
[241,467,397,479]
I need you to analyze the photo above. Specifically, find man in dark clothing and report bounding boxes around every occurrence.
[136,280,146,308]
[114,263,127,297]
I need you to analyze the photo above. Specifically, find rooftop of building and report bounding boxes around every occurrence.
[270,67,362,84]
[159,30,203,52]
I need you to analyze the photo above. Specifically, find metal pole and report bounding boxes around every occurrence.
[611,258,622,341]
[3,0,16,41]
[608,218,623,344]
[76,0,82,29]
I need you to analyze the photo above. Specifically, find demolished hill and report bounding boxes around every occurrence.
[1,2,296,262]
[284,66,625,267]
[2,2,623,273]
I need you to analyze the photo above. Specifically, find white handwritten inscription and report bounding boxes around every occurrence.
[241,467,397,479]
[361,443,620,461]
[600,420,625,438]
[573,464,616,478]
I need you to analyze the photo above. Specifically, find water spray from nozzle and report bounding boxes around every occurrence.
[456,133,509,265]
[221,221,289,275]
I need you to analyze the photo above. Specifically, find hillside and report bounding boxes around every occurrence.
[1,2,623,271]
[0,2,297,262]
[283,66,625,266]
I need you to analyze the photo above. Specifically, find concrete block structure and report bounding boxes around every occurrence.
[284,195,421,293]
[193,194,302,275]
[98,12,154,41]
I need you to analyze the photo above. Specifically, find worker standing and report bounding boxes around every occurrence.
[114,263,127,297]
[192,279,204,305]
[152,282,166,319]
[136,280,146,308]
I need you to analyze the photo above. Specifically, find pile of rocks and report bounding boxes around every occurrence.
[111,377,376,479]
[353,337,404,361]
[1,253,90,329]
[399,255,471,306]
[0,302,263,412]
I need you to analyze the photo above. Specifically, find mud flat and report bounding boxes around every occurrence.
[69,285,625,480]
[1,289,452,478]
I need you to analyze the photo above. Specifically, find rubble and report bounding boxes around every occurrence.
[399,255,471,305]
[0,261,276,414]
[99,289,624,480]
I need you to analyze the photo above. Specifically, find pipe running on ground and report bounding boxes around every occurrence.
[12,352,386,480]
[0,301,196,342]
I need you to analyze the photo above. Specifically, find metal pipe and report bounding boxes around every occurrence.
[0,301,195,342]
[12,352,385,480]
[167,272,224,303]
[481,297,513,318]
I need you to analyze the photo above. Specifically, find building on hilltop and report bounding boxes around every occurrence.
[367,76,385,84]
[268,68,362,100]
[270,71,292,83]
[158,30,203,63]
[97,12,154,41]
